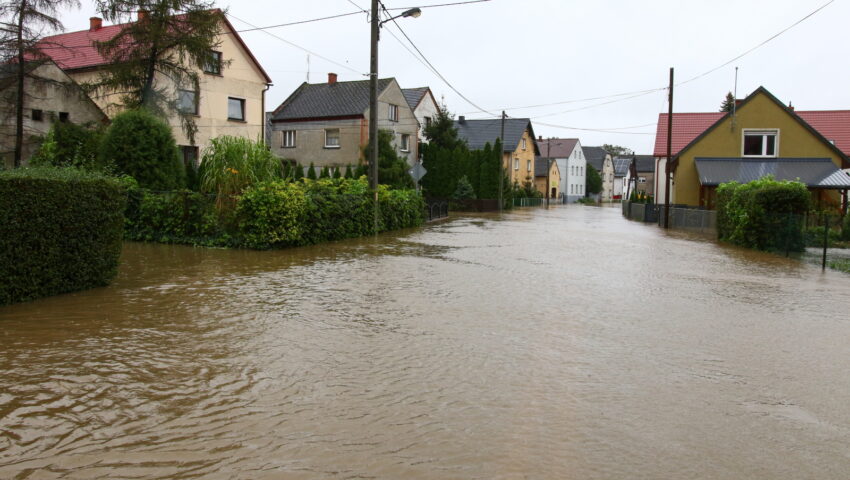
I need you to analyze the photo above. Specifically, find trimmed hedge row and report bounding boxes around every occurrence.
[124,177,425,249]
[716,176,811,252]
[0,167,126,305]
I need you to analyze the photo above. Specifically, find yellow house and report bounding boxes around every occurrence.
[453,117,540,187]
[534,157,560,198]
[38,10,273,167]
[654,87,850,210]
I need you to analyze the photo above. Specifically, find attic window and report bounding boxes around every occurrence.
[204,51,222,75]
[388,104,399,122]
[743,129,778,157]
[522,138,527,150]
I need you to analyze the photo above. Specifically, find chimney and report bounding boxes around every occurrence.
[458,115,465,124]
[89,17,102,31]
[327,72,337,85]
[788,101,795,111]
[137,9,148,21]
[538,135,542,141]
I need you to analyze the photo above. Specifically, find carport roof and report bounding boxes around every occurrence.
[694,157,850,188]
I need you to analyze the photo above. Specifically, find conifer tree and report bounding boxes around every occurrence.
[720,91,735,112]
[332,166,341,179]
[319,165,330,178]
[307,162,317,180]
[291,163,304,181]
[343,164,353,178]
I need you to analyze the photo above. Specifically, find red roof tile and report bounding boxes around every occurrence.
[36,13,272,83]
[653,110,850,157]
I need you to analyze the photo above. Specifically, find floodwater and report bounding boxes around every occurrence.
[2,206,850,479]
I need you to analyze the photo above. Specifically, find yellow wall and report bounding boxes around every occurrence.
[534,160,560,198]
[67,19,269,154]
[503,128,536,186]
[673,92,845,207]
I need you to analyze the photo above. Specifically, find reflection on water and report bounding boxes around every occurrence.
[2,206,850,479]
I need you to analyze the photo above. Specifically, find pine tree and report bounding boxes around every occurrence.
[332,166,342,179]
[291,163,304,181]
[720,91,735,113]
[307,162,317,180]
[423,106,466,151]
[344,164,353,178]
[89,1,224,144]
[319,166,330,178]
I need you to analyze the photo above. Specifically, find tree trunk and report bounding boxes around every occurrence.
[140,45,158,108]
[14,0,26,168]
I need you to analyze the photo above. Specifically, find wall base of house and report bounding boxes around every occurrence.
[565,195,584,203]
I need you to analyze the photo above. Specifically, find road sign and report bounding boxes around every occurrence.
[408,163,427,182]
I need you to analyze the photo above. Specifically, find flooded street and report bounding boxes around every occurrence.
[2,205,850,479]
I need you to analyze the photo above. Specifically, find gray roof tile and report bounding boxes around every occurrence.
[694,157,850,187]
[454,117,538,153]
[537,138,578,158]
[271,78,394,121]
[582,146,609,171]
[401,87,429,110]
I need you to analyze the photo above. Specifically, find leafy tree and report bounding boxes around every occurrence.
[720,91,735,112]
[364,129,413,189]
[30,121,106,170]
[602,144,633,156]
[0,0,80,167]
[90,0,224,144]
[99,109,184,190]
[585,164,602,195]
[423,106,466,151]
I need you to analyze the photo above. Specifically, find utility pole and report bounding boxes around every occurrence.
[545,138,551,207]
[14,0,27,168]
[664,67,674,229]
[369,0,380,234]
[498,110,505,212]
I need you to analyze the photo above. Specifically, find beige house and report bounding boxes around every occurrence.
[402,87,439,144]
[534,157,560,198]
[268,74,419,169]
[0,61,108,168]
[583,146,615,201]
[37,11,272,167]
[454,117,540,187]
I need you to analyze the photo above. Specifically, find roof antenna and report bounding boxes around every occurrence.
[731,66,738,131]
[306,54,310,83]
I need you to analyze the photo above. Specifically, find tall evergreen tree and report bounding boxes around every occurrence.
[343,164,353,179]
[319,165,330,178]
[423,106,466,151]
[306,162,317,180]
[364,130,414,189]
[585,164,602,195]
[0,0,80,167]
[332,166,341,179]
[291,163,304,181]
[90,0,224,144]
[720,91,735,112]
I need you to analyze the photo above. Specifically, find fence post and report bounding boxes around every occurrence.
[822,213,828,271]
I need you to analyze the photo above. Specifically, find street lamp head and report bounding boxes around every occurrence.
[402,8,422,18]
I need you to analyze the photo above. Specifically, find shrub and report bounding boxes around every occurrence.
[124,188,228,246]
[236,181,309,248]
[843,213,850,241]
[452,175,476,200]
[716,176,811,252]
[100,109,185,190]
[31,121,107,171]
[586,164,602,195]
[0,167,126,305]
[199,135,281,198]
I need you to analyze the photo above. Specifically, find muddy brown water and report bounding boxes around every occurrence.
[2,206,850,479]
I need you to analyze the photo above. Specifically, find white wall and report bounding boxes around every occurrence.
[561,141,586,201]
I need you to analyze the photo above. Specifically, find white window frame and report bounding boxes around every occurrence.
[514,158,519,170]
[388,104,399,122]
[400,133,410,152]
[527,159,531,172]
[742,129,779,158]
[522,138,527,150]
[281,130,296,148]
[324,128,340,148]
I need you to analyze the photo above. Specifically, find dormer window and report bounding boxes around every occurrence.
[743,129,778,157]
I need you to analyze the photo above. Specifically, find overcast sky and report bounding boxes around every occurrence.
[54,0,850,153]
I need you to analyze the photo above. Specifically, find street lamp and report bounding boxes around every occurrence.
[369,2,421,233]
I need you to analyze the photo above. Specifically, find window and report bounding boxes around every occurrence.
[388,104,399,122]
[31,109,43,121]
[177,89,198,115]
[424,116,432,128]
[743,129,778,157]
[203,51,222,75]
[181,145,199,169]
[281,130,296,148]
[638,177,647,183]
[514,158,519,170]
[325,128,340,148]
[227,97,245,121]
[400,134,410,152]
[58,112,69,122]
[527,159,532,172]
[522,138,527,150]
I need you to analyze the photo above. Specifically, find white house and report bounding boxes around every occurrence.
[537,137,586,202]
[402,87,439,145]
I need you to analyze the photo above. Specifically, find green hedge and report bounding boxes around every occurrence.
[125,177,425,250]
[716,176,811,252]
[0,167,126,305]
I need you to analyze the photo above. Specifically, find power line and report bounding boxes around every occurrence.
[234,11,364,33]
[384,0,492,10]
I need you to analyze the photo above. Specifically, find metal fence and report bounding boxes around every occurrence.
[513,197,567,207]
[425,201,449,221]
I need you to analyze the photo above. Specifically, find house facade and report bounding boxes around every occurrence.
[402,87,439,145]
[269,75,419,168]
[583,146,614,201]
[621,155,656,198]
[537,137,586,202]
[1,61,108,168]
[534,157,560,198]
[612,156,629,200]
[454,117,539,187]
[653,87,850,209]
[38,11,273,167]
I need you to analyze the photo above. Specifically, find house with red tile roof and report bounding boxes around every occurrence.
[36,10,272,167]
[652,86,850,210]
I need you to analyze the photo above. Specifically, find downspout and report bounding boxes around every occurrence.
[261,83,272,144]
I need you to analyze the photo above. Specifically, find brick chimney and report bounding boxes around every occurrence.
[137,9,149,21]
[89,17,102,31]
[538,135,542,141]
[788,101,795,111]
[458,115,465,124]
[328,72,337,85]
